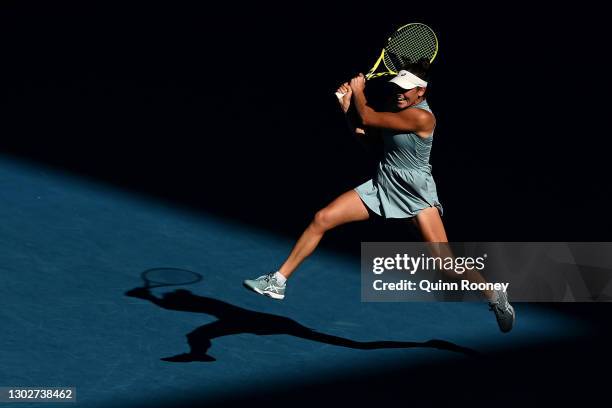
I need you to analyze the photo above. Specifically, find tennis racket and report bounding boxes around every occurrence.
[141,267,202,289]
[335,23,438,99]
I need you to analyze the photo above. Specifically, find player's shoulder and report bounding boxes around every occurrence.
[402,105,435,125]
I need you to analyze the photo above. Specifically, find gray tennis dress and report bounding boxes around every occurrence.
[355,99,443,218]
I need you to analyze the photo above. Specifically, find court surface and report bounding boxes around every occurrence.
[0,156,603,407]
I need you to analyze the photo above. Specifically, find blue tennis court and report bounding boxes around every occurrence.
[2,156,603,407]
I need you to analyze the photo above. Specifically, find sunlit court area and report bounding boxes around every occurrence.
[1,156,608,407]
[2,3,610,407]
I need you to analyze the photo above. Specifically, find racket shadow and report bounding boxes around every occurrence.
[125,275,479,362]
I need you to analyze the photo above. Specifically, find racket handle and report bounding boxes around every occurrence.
[335,91,346,100]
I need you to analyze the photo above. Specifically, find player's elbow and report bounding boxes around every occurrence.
[360,114,373,127]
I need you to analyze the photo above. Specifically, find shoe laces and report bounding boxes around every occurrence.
[259,272,274,282]
[262,272,280,291]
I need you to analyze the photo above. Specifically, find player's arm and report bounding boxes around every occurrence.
[336,82,366,136]
[350,74,432,134]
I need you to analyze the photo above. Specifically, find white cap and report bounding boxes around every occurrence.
[389,70,428,89]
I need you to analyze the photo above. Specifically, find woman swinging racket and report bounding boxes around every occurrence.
[244,59,515,333]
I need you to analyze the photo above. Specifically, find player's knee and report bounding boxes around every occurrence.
[313,208,336,232]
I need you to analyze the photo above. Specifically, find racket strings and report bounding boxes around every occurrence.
[384,25,437,72]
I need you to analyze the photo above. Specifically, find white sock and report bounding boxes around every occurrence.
[273,271,287,285]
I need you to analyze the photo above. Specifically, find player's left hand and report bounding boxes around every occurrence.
[336,82,352,113]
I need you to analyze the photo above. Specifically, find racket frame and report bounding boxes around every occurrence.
[335,23,438,99]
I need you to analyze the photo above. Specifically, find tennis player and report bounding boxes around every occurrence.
[244,60,515,333]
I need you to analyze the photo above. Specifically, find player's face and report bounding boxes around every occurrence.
[395,88,418,109]
[395,86,426,110]
[395,88,412,109]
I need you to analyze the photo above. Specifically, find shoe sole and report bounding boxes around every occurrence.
[243,282,285,300]
[500,304,516,333]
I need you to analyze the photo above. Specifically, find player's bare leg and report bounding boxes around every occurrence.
[412,207,515,332]
[278,190,369,278]
[412,207,492,298]
[243,190,369,299]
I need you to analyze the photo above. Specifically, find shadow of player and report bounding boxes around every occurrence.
[125,287,478,362]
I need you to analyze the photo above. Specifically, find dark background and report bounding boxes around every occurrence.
[1,4,611,406]
[1,3,610,252]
